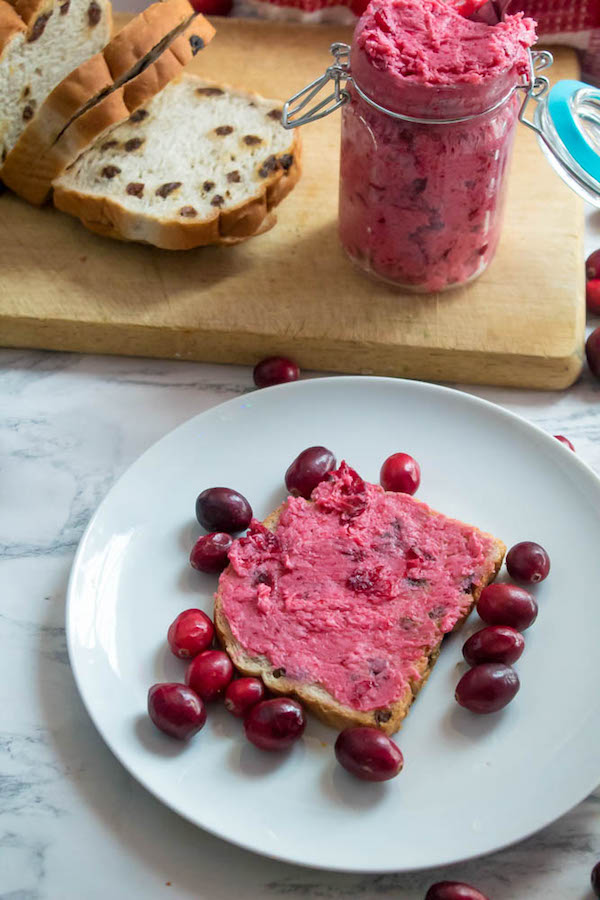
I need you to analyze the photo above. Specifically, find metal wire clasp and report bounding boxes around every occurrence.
[518,49,554,132]
[282,43,352,128]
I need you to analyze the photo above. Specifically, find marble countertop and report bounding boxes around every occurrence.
[3,218,600,899]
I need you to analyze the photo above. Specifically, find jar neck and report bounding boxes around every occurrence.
[349,45,522,120]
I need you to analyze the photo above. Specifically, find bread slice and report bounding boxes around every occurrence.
[2,0,215,204]
[215,474,505,736]
[52,74,301,248]
[0,0,111,164]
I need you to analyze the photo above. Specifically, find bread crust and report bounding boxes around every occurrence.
[214,502,505,736]
[0,1,26,56]
[8,0,52,28]
[51,84,302,249]
[1,0,214,203]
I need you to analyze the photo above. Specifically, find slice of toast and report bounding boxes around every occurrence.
[1,0,214,204]
[51,75,301,248]
[215,465,505,736]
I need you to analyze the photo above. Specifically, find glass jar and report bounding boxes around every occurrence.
[338,58,523,292]
[283,42,600,294]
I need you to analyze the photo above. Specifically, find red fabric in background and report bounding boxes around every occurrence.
[236,0,600,83]
[517,0,600,82]
[521,0,600,33]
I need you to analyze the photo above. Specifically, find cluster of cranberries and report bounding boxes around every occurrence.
[455,541,550,714]
[148,606,306,749]
[148,442,425,781]
[585,250,600,379]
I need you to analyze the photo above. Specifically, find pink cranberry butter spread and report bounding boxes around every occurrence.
[338,0,537,292]
[218,463,499,712]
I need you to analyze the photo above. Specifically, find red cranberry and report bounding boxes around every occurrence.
[380,453,421,495]
[586,327,600,378]
[190,532,232,573]
[455,662,520,714]
[477,583,538,631]
[253,356,299,389]
[167,609,214,660]
[185,649,233,701]
[195,487,252,534]
[554,434,575,452]
[463,625,525,666]
[587,280,600,315]
[334,727,403,782]
[592,861,600,897]
[244,698,306,751]
[425,883,489,900]
[506,541,550,584]
[188,0,232,13]
[373,7,391,31]
[147,683,207,739]
[224,677,265,717]
[285,446,337,499]
[587,249,600,280]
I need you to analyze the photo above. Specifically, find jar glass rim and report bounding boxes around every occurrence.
[349,75,522,125]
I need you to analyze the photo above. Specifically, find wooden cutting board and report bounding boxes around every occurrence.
[0,17,585,389]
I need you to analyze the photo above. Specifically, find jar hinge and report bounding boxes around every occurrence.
[517,49,554,133]
[282,43,352,128]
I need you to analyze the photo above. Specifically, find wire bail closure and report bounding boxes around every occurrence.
[282,43,351,129]
[282,45,554,129]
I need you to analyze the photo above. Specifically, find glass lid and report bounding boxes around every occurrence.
[527,79,600,207]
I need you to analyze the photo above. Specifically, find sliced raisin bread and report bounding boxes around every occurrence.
[0,0,111,164]
[52,75,301,248]
[214,464,505,736]
[2,0,214,204]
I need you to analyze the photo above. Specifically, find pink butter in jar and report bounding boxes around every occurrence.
[340,0,537,291]
[284,0,538,293]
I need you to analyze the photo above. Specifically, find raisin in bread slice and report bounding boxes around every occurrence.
[0,0,111,165]
[2,0,214,204]
[52,74,301,248]
[214,467,505,736]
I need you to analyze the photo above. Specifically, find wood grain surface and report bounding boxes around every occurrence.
[0,16,585,389]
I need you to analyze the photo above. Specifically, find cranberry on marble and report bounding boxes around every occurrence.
[253,356,299,389]
[586,327,600,378]
[586,249,600,280]
[587,280,600,315]
[591,861,600,897]
[425,883,490,900]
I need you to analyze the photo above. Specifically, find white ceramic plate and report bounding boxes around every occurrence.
[67,376,600,873]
